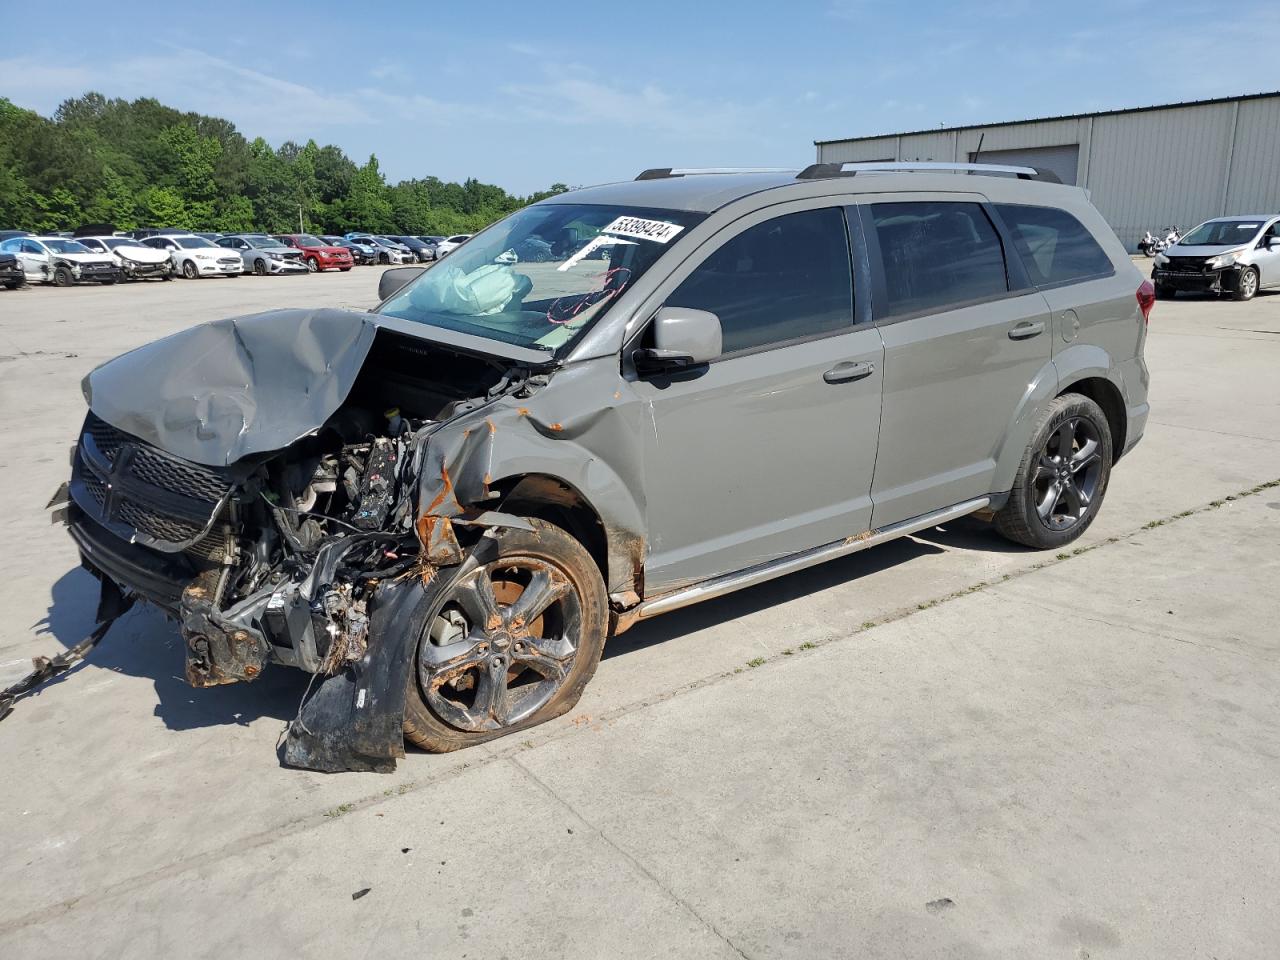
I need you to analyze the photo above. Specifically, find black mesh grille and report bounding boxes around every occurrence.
[116,500,205,543]
[129,447,229,503]
[1166,257,1210,272]
[82,472,107,506]
[78,414,232,549]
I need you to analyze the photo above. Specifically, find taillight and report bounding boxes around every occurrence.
[1136,279,1155,324]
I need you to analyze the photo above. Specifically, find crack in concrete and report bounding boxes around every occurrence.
[509,755,754,960]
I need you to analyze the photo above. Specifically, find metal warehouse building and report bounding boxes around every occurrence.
[814,92,1280,250]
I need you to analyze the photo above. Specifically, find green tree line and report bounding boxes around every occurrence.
[0,93,568,235]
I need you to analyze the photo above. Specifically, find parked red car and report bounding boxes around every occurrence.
[272,234,354,273]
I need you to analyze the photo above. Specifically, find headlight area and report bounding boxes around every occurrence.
[1206,251,1243,271]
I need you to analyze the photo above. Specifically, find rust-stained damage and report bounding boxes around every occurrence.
[59,309,649,773]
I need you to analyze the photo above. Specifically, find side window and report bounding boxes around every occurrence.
[667,207,854,354]
[995,203,1113,286]
[869,201,1008,317]
[23,240,44,255]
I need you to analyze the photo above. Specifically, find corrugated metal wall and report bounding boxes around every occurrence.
[816,96,1280,250]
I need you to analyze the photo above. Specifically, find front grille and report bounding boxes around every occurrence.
[1165,257,1210,272]
[129,446,228,503]
[217,257,240,266]
[74,414,233,551]
[117,499,205,542]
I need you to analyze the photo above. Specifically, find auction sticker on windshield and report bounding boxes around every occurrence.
[602,216,684,244]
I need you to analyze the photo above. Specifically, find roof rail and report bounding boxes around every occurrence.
[795,161,1062,183]
[636,167,793,181]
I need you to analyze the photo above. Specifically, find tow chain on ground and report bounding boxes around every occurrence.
[0,603,133,722]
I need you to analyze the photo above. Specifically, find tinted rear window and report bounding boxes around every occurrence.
[870,201,1008,316]
[995,204,1113,286]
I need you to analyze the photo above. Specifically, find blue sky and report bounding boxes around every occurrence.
[3,0,1278,195]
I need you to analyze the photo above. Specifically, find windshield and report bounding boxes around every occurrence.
[1179,220,1263,247]
[101,238,129,250]
[378,203,705,355]
[295,235,323,247]
[45,239,91,254]
[176,236,216,249]
[247,236,285,248]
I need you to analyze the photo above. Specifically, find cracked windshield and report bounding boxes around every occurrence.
[377,203,705,353]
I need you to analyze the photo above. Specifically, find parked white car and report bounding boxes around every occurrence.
[76,236,173,280]
[0,236,121,286]
[434,234,472,257]
[141,234,244,279]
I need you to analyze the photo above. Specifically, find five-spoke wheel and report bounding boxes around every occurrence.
[403,519,607,751]
[995,393,1113,549]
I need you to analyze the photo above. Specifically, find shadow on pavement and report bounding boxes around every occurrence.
[37,566,307,732]
[35,517,1016,730]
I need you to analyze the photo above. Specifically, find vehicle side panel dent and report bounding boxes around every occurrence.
[990,357,1060,494]
[414,359,648,601]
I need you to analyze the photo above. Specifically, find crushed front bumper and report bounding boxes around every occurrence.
[1152,265,1240,294]
[120,260,171,279]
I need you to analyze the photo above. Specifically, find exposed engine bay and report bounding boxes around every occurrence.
[59,315,552,771]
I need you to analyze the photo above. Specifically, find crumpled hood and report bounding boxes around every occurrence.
[1164,244,1246,259]
[83,308,379,467]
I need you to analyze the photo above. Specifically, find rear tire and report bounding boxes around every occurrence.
[994,393,1113,550]
[403,519,607,752]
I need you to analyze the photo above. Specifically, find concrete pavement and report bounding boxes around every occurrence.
[1,269,1278,958]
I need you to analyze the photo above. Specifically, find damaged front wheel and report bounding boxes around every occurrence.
[404,519,607,751]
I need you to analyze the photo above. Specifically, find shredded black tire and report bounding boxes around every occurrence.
[403,519,607,752]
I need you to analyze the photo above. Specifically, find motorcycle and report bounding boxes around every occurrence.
[1139,226,1182,257]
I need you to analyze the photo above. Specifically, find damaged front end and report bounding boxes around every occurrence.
[58,308,550,773]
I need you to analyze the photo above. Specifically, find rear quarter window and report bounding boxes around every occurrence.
[994,203,1114,287]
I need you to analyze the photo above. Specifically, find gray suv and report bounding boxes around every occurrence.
[55,161,1151,772]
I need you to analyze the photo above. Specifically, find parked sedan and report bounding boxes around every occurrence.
[374,235,416,261]
[271,234,355,273]
[0,236,120,286]
[76,236,173,280]
[142,234,244,278]
[329,237,378,265]
[389,235,434,262]
[216,235,309,276]
[434,234,472,257]
[346,234,410,265]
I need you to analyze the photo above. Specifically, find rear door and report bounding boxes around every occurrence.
[631,202,885,592]
[858,194,1053,527]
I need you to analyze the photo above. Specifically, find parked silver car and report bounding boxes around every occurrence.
[57,161,1150,772]
[216,234,309,276]
[1152,215,1280,301]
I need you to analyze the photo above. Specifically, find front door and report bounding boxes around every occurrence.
[631,203,885,593]
[860,197,1054,527]
[1253,220,1280,287]
[19,240,49,282]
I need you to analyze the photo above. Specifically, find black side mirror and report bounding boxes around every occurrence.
[378,265,427,301]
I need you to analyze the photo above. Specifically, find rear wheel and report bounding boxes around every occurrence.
[994,393,1112,550]
[1233,266,1259,302]
[181,260,198,280]
[403,519,607,752]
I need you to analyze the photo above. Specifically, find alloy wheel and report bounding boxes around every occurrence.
[1241,268,1258,299]
[418,557,581,732]
[1032,417,1103,531]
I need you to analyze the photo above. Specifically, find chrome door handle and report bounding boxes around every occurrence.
[823,360,876,384]
[1008,321,1045,340]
